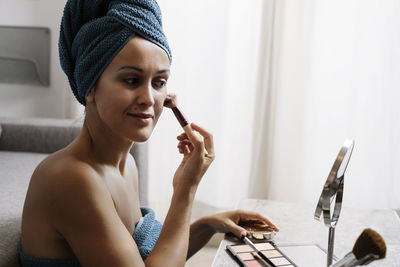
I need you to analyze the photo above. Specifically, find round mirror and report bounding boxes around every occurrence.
[314,139,355,227]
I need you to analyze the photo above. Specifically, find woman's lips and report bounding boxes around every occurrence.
[127,113,153,125]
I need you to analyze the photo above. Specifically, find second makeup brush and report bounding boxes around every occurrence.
[243,236,277,267]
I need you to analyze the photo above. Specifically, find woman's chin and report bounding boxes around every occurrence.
[132,136,149,143]
[129,131,152,143]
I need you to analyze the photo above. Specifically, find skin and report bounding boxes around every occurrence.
[20,36,278,267]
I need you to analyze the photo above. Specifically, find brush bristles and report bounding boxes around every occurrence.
[164,93,177,108]
[353,228,386,260]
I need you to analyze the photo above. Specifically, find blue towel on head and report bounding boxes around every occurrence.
[59,0,171,106]
[18,207,162,266]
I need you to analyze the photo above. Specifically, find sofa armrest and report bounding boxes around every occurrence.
[0,117,81,153]
[131,143,148,206]
[0,116,148,205]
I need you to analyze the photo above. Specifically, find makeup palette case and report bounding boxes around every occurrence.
[227,241,297,267]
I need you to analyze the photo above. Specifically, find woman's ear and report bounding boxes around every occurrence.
[86,88,95,103]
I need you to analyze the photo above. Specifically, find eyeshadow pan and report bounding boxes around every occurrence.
[270,256,291,265]
[254,243,275,251]
[244,260,262,267]
[261,249,282,258]
[238,252,255,261]
[231,244,253,253]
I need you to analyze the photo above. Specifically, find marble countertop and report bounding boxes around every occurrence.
[212,199,400,267]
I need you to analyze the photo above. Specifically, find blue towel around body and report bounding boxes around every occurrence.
[18,207,162,267]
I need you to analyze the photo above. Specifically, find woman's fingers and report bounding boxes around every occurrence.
[177,133,188,141]
[190,122,214,158]
[185,126,204,154]
[237,210,279,231]
[205,210,278,240]
[176,124,203,153]
[225,220,248,238]
[177,140,193,155]
[176,123,214,160]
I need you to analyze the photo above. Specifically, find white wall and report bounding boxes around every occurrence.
[0,0,69,118]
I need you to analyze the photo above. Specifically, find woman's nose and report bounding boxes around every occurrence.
[137,82,156,106]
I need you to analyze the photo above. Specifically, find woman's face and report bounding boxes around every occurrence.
[88,36,170,142]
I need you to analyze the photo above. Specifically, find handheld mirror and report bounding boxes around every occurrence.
[314,139,355,266]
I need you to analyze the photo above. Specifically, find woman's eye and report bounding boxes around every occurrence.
[153,80,167,89]
[124,78,139,86]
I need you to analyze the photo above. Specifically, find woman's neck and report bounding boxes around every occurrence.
[77,109,134,176]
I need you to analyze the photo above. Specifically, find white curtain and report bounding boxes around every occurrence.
[148,0,264,219]
[148,0,400,220]
[250,0,400,210]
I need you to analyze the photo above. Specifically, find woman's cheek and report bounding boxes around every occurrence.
[152,90,167,121]
[153,105,163,124]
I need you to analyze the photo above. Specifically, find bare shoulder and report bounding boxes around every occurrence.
[24,151,144,266]
[28,151,113,221]
[32,151,104,194]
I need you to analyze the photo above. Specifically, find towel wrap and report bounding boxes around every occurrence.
[18,207,162,266]
[59,0,171,106]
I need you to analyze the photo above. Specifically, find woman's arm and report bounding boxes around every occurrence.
[145,122,215,266]
[187,216,216,259]
[187,210,279,259]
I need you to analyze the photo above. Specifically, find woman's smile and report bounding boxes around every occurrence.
[127,112,154,126]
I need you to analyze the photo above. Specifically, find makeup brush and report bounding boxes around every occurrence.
[164,93,192,133]
[242,236,276,267]
[329,228,386,267]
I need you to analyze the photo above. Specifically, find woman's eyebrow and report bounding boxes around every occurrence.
[117,66,170,74]
[118,66,143,72]
[157,69,170,75]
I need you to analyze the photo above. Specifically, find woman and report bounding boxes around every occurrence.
[19,0,278,266]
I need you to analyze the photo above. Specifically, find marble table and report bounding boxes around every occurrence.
[212,199,400,267]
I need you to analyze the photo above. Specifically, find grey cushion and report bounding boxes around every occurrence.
[0,117,82,153]
[0,151,48,267]
[0,117,148,206]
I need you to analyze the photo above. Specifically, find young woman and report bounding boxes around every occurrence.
[19,1,278,266]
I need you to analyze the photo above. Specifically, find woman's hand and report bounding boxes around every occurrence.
[187,210,279,258]
[201,210,279,237]
[173,122,214,190]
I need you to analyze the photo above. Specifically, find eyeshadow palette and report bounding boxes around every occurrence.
[226,242,297,267]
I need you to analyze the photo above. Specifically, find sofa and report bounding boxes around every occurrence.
[0,116,148,267]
